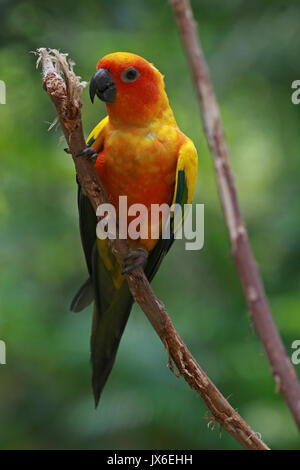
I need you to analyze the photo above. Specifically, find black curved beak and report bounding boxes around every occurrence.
[89,68,116,104]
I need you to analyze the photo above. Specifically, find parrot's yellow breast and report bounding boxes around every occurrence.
[95,119,186,251]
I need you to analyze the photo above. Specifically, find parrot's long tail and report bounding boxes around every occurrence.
[91,283,133,407]
[72,177,172,405]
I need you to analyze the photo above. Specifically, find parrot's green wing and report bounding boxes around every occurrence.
[69,182,97,313]
[70,116,108,312]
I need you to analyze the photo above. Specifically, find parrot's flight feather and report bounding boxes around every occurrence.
[70,278,94,313]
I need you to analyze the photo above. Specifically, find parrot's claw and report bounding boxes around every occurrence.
[64,147,71,154]
[76,147,98,162]
[122,248,148,275]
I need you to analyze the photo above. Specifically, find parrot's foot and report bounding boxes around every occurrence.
[122,248,148,275]
[76,147,98,162]
[64,147,71,154]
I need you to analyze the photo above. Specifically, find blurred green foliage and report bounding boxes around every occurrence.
[0,0,300,450]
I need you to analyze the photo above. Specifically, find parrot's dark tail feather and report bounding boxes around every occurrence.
[70,278,94,313]
[89,232,170,406]
[91,290,133,407]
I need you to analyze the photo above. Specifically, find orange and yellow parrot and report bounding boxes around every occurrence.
[71,52,198,406]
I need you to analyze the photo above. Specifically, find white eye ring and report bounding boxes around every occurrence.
[121,67,140,83]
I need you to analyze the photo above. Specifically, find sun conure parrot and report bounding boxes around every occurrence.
[70,52,198,406]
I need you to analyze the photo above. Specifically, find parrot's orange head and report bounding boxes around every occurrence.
[89,52,169,126]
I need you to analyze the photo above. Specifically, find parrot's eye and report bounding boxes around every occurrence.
[121,67,140,83]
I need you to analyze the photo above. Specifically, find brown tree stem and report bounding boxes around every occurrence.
[36,48,269,450]
[170,0,300,430]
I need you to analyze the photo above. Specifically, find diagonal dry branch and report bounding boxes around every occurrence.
[170,0,300,431]
[36,47,269,450]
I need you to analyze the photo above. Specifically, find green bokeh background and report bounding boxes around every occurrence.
[1,0,300,450]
